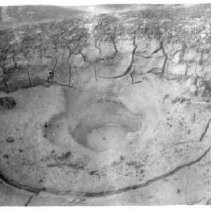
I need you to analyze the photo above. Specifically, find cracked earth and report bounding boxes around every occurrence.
[1,4,211,206]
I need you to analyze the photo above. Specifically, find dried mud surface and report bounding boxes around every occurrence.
[1,4,211,205]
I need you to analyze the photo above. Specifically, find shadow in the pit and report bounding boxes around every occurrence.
[43,90,142,152]
[70,99,142,152]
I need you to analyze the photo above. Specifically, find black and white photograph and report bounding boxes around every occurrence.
[0,0,211,206]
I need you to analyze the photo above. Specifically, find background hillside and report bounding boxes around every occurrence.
[0,5,86,27]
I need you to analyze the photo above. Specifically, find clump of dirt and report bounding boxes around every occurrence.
[6,136,15,143]
[0,97,16,110]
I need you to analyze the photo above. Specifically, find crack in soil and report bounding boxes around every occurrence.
[0,145,211,198]
[24,194,36,206]
[199,119,211,142]
[83,145,211,197]
[159,41,168,74]
[99,34,138,79]
[0,170,45,194]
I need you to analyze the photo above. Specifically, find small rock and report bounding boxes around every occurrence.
[58,151,72,160]
[140,169,144,174]
[120,155,125,161]
[6,137,15,143]
[2,154,9,159]
[177,189,181,194]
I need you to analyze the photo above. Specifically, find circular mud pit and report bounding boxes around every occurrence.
[63,89,142,153]
[84,123,127,152]
[0,84,161,195]
[44,88,143,154]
